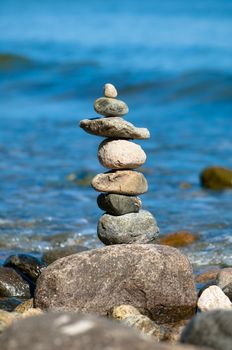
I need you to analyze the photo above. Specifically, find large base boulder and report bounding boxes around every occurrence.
[35,244,196,324]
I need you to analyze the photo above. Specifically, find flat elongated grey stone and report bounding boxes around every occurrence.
[97,210,159,245]
[94,97,128,117]
[79,117,150,139]
[92,170,148,195]
[97,193,141,215]
[98,139,146,169]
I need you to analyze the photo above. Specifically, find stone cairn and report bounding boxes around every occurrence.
[80,83,159,245]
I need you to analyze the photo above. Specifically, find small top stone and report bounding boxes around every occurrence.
[104,83,118,98]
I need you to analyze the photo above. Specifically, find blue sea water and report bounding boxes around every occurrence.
[0,0,232,271]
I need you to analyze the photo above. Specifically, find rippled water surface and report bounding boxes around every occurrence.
[0,0,232,271]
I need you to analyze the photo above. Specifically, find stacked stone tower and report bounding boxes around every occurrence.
[80,83,159,245]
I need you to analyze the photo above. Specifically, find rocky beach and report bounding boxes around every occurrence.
[1,0,232,348]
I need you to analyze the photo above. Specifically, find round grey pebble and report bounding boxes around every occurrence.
[97,210,159,245]
[97,193,141,215]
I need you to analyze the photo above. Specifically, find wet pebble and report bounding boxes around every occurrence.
[0,267,31,298]
[3,254,47,283]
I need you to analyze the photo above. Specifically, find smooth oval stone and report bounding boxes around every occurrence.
[97,210,159,245]
[0,267,31,298]
[98,139,146,169]
[92,170,148,195]
[97,193,141,215]
[4,254,47,283]
[94,97,128,117]
[79,117,150,139]
[104,83,118,98]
